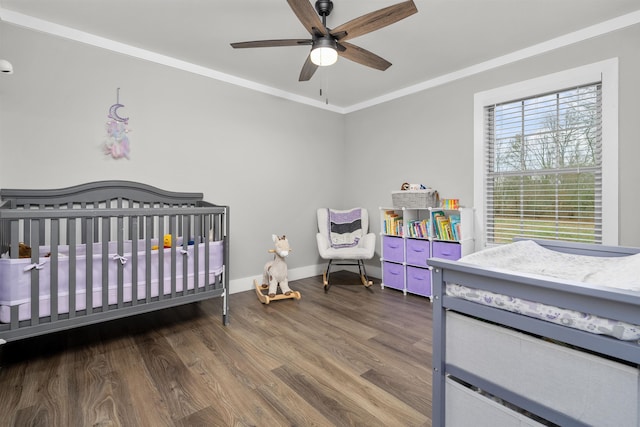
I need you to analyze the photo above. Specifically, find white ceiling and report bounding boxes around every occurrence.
[1,0,639,112]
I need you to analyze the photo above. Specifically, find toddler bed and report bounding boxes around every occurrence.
[0,180,229,345]
[427,238,640,427]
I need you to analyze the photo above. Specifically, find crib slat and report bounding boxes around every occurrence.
[169,215,177,299]
[203,214,210,291]
[93,202,100,243]
[158,216,165,301]
[85,217,94,315]
[10,305,18,330]
[131,216,138,306]
[80,202,87,244]
[38,206,46,245]
[22,204,31,252]
[180,214,187,295]
[117,214,124,308]
[50,219,59,322]
[65,201,72,244]
[9,220,19,263]
[192,215,199,292]
[212,213,219,289]
[101,218,109,310]
[68,219,77,318]
[29,219,40,326]
[145,216,153,304]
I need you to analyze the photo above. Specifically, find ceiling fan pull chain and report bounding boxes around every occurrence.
[324,72,329,105]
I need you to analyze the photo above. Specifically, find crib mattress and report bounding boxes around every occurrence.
[448,240,640,341]
[0,239,223,322]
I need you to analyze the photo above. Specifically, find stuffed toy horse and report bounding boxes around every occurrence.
[262,234,294,298]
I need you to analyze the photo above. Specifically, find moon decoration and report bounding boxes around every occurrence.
[103,88,131,160]
[108,103,129,123]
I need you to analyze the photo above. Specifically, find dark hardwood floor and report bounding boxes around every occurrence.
[0,272,433,427]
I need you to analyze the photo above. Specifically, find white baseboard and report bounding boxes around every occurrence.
[228,263,381,294]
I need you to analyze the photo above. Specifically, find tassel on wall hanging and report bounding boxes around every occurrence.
[103,88,131,159]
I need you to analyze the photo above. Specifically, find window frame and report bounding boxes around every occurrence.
[473,59,618,249]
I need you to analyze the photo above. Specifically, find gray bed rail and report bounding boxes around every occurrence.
[428,238,640,427]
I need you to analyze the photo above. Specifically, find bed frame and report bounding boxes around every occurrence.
[0,180,229,346]
[428,238,640,427]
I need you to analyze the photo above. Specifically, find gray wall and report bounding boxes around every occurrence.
[0,23,346,292]
[344,23,640,249]
[1,22,639,294]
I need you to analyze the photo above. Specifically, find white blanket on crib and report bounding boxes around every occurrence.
[447,240,640,341]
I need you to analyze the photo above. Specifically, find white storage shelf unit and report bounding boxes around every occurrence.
[379,207,474,299]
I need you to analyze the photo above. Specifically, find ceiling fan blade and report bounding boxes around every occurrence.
[330,0,417,42]
[231,39,312,49]
[299,55,319,81]
[337,41,391,71]
[287,0,327,36]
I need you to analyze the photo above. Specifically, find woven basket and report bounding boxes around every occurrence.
[391,190,439,209]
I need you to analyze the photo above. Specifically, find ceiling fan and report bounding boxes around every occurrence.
[230,0,418,81]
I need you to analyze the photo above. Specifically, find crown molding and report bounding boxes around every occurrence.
[2,7,639,115]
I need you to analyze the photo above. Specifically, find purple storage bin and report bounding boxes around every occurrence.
[406,238,430,267]
[382,235,404,263]
[382,261,404,290]
[406,266,431,297]
[432,241,462,260]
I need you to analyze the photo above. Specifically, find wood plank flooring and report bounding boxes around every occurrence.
[0,272,433,426]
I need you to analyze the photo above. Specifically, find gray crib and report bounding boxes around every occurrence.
[0,180,229,345]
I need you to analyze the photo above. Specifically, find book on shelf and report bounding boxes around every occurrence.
[431,209,457,241]
[430,210,444,240]
[441,198,460,209]
[407,219,429,238]
[449,214,461,240]
[383,210,403,236]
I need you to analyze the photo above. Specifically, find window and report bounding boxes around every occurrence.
[486,83,601,244]
[474,59,618,248]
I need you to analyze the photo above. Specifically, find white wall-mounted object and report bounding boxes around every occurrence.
[0,59,13,74]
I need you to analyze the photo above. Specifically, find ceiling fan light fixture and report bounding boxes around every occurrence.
[310,38,338,66]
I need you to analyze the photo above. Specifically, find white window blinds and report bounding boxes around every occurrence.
[484,82,602,244]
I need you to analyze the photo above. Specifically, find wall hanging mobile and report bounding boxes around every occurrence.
[103,88,131,159]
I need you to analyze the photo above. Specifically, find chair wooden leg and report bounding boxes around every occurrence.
[358,260,374,292]
[323,260,333,293]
